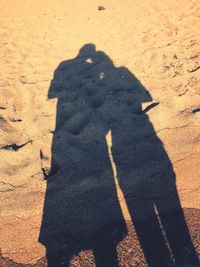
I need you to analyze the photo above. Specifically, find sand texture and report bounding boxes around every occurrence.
[0,0,200,266]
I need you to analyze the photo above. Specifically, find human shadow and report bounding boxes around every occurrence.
[39,44,199,267]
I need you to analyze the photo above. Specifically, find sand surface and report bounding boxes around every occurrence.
[0,0,200,266]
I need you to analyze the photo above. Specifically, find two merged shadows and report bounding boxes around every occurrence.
[39,44,199,267]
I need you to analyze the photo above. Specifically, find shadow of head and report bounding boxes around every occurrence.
[48,43,152,118]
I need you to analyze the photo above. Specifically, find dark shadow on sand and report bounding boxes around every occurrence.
[39,44,199,267]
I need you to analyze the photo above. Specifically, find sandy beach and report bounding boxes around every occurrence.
[0,0,199,266]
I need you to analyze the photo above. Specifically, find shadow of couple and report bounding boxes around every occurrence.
[39,44,199,267]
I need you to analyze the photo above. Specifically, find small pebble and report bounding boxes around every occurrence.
[98,6,105,11]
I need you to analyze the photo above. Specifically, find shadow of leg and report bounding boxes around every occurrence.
[46,246,72,267]
[130,203,175,267]
[93,235,119,267]
[157,206,199,267]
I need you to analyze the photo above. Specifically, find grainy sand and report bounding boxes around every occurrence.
[0,0,199,266]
